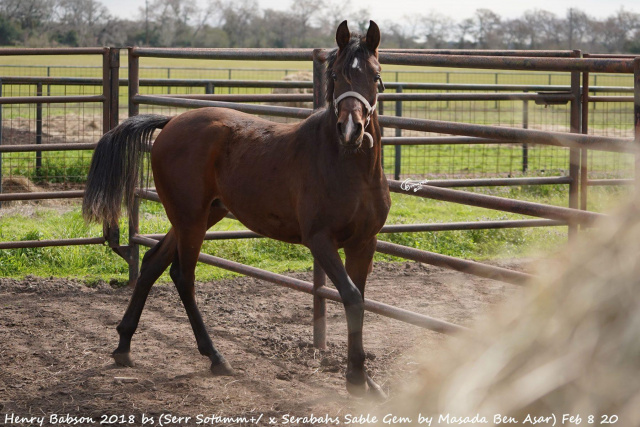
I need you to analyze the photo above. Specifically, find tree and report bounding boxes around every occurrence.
[421,11,453,48]
[55,0,110,46]
[601,8,640,52]
[469,9,502,49]
[216,0,258,47]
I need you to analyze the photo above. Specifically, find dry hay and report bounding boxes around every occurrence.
[2,176,44,193]
[1,113,101,145]
[388,197,640,425]
[0,176,76,211]
[271,71,313,108]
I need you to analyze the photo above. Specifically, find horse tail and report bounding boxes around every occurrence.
[82,114,171,224]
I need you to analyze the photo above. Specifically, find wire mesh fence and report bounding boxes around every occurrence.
[0,61,635,189]
[0,82,103,195]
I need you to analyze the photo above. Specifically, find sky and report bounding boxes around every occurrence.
[105,0,635,23]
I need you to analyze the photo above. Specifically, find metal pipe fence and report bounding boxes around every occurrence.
[1,47,638,347]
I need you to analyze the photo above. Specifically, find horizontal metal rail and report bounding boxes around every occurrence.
[137,78,313,88]
[423,176,573,187]
[588,96,633,102]
[381,92,573,102]
[138,219,566,242]
[0,143,97,153]
[132,234,465,335]
[379,219,566,232]
[382,136,518,145]
[157,93,313,102]
[133,94,312,119]
[0,95,105,104]
[376,240,533,286]
[0,190,84,202]
[134,94,633,153]
[0,75,633,95]
[0,47,107,55]
[156,92,574,103]
[388,180,606,225]
[376,52,634,74]
[377,115,634,153]
[132,47,314,61]
[587,179,634,186]
[382,49,576,57]
[0,236,105,250]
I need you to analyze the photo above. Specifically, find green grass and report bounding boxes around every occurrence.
[0,185,631,283]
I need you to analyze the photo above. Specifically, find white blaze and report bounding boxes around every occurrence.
[352,58,359,69]
[344,114,355,141]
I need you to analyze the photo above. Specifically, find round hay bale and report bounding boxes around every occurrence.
[2,176,43,193]
[389,200,640,425]
[272,71,314,109]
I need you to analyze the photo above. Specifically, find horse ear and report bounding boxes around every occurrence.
[366,20,381,52]
[336,20,350,50]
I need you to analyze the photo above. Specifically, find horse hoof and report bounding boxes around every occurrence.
[210,360,235,376]
[366,374,388,401]
[112,351,135,367]
[346,375,387,400]
[346,379,368,398]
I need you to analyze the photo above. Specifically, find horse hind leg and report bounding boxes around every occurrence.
[169,204,234,376]
[113,229,177,367]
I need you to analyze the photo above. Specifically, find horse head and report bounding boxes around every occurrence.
[327,20,384,150]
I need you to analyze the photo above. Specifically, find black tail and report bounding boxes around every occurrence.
[82,114,171,224]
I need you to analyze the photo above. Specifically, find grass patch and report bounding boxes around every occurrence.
[0,185,630,283]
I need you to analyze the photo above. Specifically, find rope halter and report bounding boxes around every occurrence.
[333,91,378,148]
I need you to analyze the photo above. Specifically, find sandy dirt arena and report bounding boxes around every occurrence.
[0,261,523,426]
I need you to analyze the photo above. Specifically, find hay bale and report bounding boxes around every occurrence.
[2,176,44,193]
[272,71,313,109]
[390,199,640,424]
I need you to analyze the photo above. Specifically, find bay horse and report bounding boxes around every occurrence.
[83,20,390,399]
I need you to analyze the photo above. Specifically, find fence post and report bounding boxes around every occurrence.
[634,58,640,190]
[379,99,385,171]
[205,82,214,95]
[128,48,140,287]
[568,51,582,241]
[522,94,529,173]
[394,86,402,181]
[580,71,590,211]
[0,79,3,208]
[311,49,327,349]
[36,82,42,173]
[494,72,499,109]
[101,48,121,249]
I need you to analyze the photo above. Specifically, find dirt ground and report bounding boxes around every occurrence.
[0,261,525,426]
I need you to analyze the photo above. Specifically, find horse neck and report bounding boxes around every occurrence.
[313,107,384,182]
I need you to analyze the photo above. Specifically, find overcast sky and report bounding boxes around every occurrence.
[105,0,635,23]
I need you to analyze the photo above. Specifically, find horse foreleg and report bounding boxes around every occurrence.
[113,229,177,367]
[308,234,374,398]
[344,237,386,400]
[170,206,234,376]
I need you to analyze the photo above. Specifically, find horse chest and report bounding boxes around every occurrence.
[302,179,390,244]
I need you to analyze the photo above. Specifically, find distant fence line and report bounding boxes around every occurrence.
[0,64,633,86]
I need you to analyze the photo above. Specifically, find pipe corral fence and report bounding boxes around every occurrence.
[0,47,638,346]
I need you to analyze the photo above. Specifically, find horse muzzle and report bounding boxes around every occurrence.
[337,112,365,148]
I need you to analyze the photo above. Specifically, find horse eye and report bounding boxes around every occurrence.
[331,72,337,80]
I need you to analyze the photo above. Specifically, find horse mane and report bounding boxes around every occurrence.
[325,33,372,106]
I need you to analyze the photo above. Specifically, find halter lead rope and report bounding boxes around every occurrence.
[333,91,378,148]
